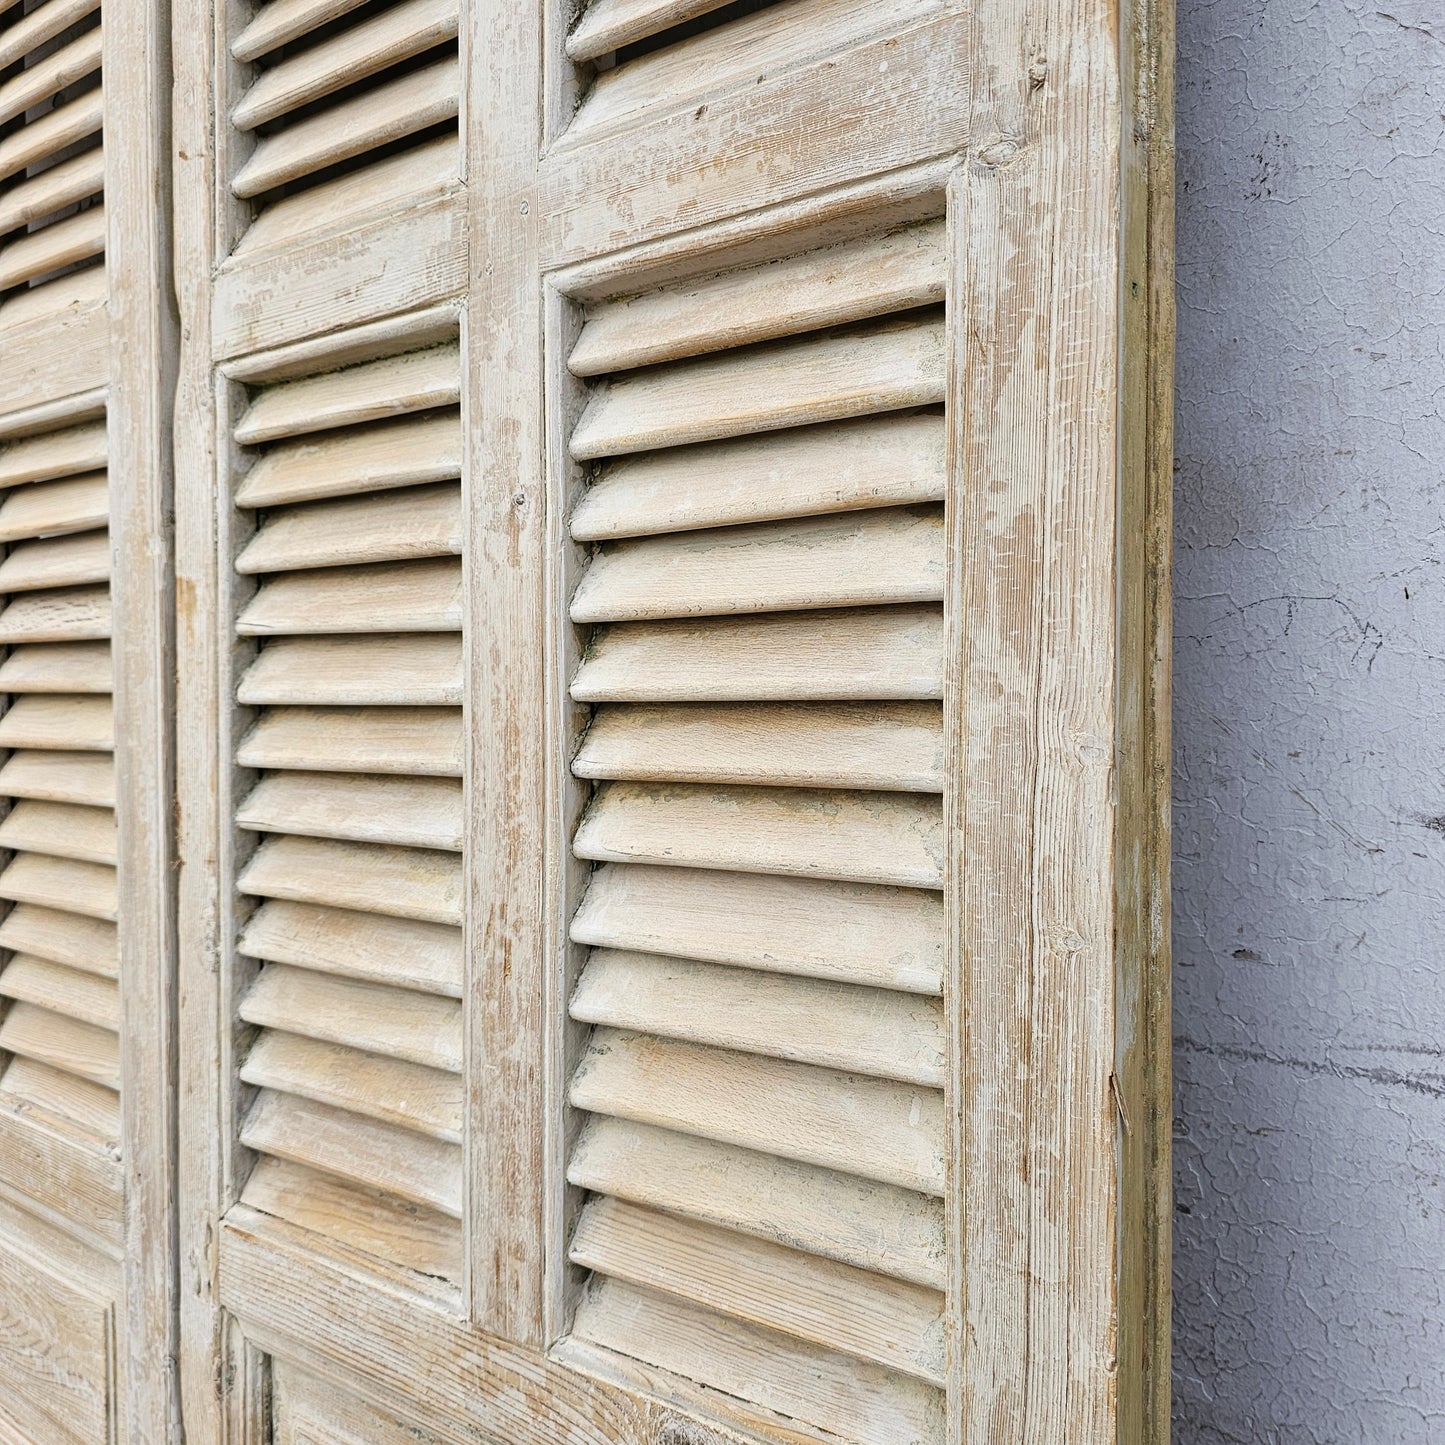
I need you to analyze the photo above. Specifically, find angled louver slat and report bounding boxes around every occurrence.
[0,751,115,808]
[0,90,104,186]
[0,473,110,541]
[0,903,117,977]
[0,149,106,236]
[238,706,462,776]
[0,25,103,127]
[573,702,943,792]
[0,642,111,694]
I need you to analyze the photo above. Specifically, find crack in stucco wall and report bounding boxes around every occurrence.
[1173,0,1445,1439]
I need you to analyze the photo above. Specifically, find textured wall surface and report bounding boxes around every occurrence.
[1172,1,1445,1440]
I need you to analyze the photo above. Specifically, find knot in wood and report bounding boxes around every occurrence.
[976,136,1021,169]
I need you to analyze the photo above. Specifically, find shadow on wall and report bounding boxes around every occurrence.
[1172,1,1445,1442]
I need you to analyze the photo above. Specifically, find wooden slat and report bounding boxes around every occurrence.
[570,316,945,460]
[240,1089,462,1217]
[0,472,109,543]
[570,1196,944,1383]
[571,1028,944,1194]
[571,862,943,994]
[0,422,106,488]
[0,852,116,919]
[235,133,459,258]
[572,606,943,702]
[0,954,118,1030]
[0,799,116,865]
[571,950,944,1085]
[238,900,462,997]
[234,344,460,446]
[0,147,105,237]
[236,557,462,635]
[233,0,459,130]
[0,0,101,72]
[237,770,462,851]
[571,505,943,622]
[0,529,110,593]
[238,834,462,925]
[0,204,105,291]
[570,412,945,541]
[232,55,461,199]
[0,26,103,127]
[0,694,113,750]
[574,701,942,792]
[0,89,104,186]
[575,781,944,889]
[565,0,730,61]
[0,1001,118,1087]
[571,0,932,141]
[236,483,461,574]
[569,1116,944,1288]
[0,903,116,977]
[239,1155,460,1282]
[0,585,110,643]
[241,963,461,1070]
[0,643,111,695]
[571,1277,943,1445]
[238,635,462,706]
[0,750,114,807]
[232,0,371,62]
[240,1030,461,1139]
[235,412,461,508]
[239,706,462,777]
[570,220,945,376]
[0,1055,117,1142]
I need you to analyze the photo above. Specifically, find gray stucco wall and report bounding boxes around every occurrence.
[1172,1,1444,1440]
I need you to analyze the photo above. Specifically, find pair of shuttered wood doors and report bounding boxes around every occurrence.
[0,0,1173,1439]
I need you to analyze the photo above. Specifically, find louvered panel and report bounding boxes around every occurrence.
[0,406,118,1149]
[574,702,943,792]
[564,224,948,1426]
[568,0,934,144]
[230,338,465,1271]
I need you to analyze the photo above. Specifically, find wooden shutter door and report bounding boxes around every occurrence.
[0,0,174,1435]
[178,0,1172,1442]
